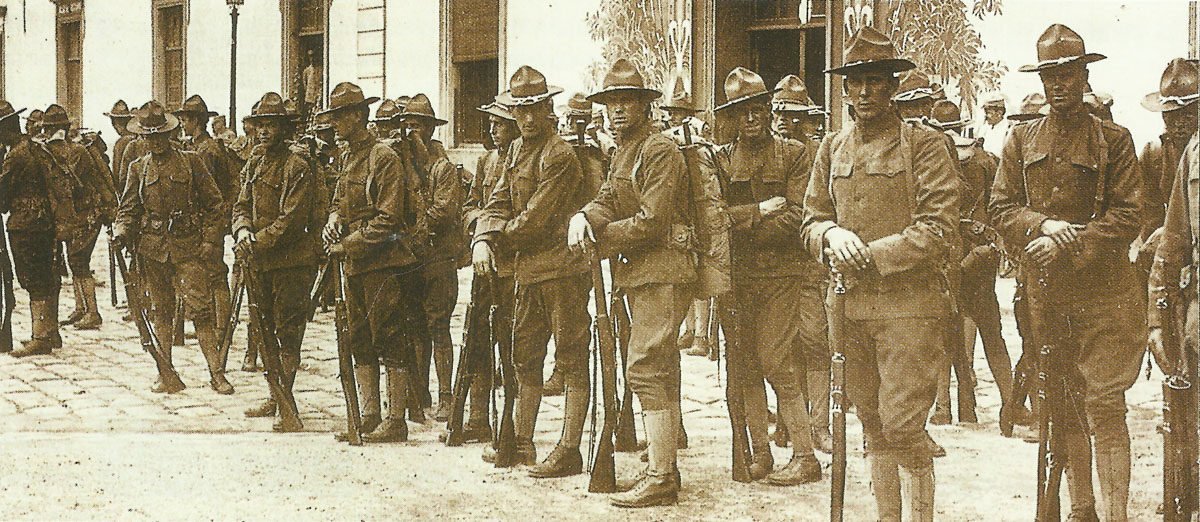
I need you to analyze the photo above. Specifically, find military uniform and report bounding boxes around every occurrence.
[1150,132,1198,375]
[476,65,592,474]
[113,101,232,393]
[989,24,1144,521]
[0,104,68,356]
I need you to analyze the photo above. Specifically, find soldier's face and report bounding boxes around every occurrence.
[489,116,517,146]
[604,93,650,135]
[984,107,1005,125]
[896,99,932,120]
[1038,64,1088,112]
[772,112,804,139]
[845,71,898,122]
[405,118,435,143]
[734,101,771,140]
[328,109,364,141]
[1163,106,1198,142]
[180,114,204,136]
[111,117,131,136]
[511,101,552,140]
[257,119,288,148]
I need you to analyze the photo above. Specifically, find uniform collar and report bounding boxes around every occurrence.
[1046,105,1090,129]
[615,122,652,147]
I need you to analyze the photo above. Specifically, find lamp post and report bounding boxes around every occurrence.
[227,0,244,129]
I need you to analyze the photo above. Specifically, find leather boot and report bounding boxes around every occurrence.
[1095,447,1130,521]
[364,367,409,442]
[1065,430,1097,518]
[807,370,833,453]
[60,279,84,326]
[611,410,679,508]
[869,453,902,522]
[149,343,185,394]
[744,378,772,480]
[956,372,978,423]
[899,456,936,522]
[196,319,234,395]
[242,327,261,372]
[931,361,952,425]
[513,380,542,466]
[529,381,587,478]
[543,366,564,397]
[684,336,709,357]
[463,373,492,442]
[433,342,454,421]
[73,276,103,330]
[12,297,61,357]
[273,351,303,432]
[335,365,381,441]
[765,397,822,486]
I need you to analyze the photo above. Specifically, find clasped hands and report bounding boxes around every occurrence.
[1025,219,1086,268]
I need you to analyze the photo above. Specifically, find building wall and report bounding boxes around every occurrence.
[185,0,283,128]
[3,0,58,122]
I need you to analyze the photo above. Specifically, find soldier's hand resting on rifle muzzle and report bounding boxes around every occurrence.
[566,212,595,254]
[234,228,255,258]
[472,241,496,275]
[322,213,343,256]
[823,226,872,272]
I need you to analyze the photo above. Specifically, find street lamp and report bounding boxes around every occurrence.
[227,0,244,129]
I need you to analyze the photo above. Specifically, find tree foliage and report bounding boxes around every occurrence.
[585,0,679,93]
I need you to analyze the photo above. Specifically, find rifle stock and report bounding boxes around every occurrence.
[612,292,638,453]
[240,250,302,428]
[587,248,620,493]
[722,295,752,483]
[1160,290,1197,521]
[114,248,184,388]
[332,258,363,446]
[446,276,489,446]
[0,219,13,353]
[107,232,119,308]
[217,263,245,371]
[829,271,848,521]
[492,271,519,467]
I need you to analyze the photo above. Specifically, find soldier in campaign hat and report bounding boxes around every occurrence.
[803,25,958,519]
[892,69,936,123]
[991,24,1144,521]
[771,75,825,144]
[105,100,142,193]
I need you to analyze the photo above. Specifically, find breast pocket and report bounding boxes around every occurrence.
[757,168,787,200]
[252,176,284,219]
[511,172,537,211]
[863,169,912,226]
[1021,151,1051,207]
[1069,160,1101,209]
[609,173,639,216]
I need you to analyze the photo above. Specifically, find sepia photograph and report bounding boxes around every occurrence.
[0,0,1196,520]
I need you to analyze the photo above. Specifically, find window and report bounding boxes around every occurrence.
[283,0,329,115]
[449,0,499,145]
[55,1,84,122]
[153,1,187,111]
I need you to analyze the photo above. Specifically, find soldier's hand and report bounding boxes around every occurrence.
[1024,236,1061,267]
[566,213,595,254]
[1040,219,1085,248]
[472,241,496,275]
[758,196,787,217]
[824,226,872,271]
[1147,327,1171,374]
[322,217,341,246]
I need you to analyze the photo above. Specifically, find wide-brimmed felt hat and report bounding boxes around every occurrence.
[1141,58,1199,112]
[661,75,695,112]
[892,70,934,103]
[395,95,412,111]
[928,100,969,131]
[1018,24,1106,73]
[981,93,1007,111]
[26,109,44,124]
[127,101,181,135]
[1008,93,1048,121]
[372,99,403,122]
[587,58,661,105]
[565,93,594,117]
[715,67,777,112]
[771,75,820,113]
[244,92,299,123]
[398,93,448,126]
[826,26,915,76]
[174,94,218,118]
[42,104,71,127]
[477,102,515,122]
[496,66,563,107]
[104,100,133,119]
[0,101,25,123]
[316,82,380,116]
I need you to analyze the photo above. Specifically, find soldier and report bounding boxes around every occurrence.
[460,101,519,447]
[767,73,835,454]
[928,99,1024,434]
[990,24,1144,521]
[232,92,322,432]
[892,69,936,122]
[1137,59,1198,276]
[25,109,43,140]
[660,76,701,131]
[561,92,607,199]
[1008,92,1049,123]
[802,27,958,519]
[40,105,117,331]
[371,99,403,137]
[174,95,238,369]
[0,101,67,357]
[974,93,1009,157]
[319,82,427,443]
[471,65,592,477]
[714,66,822,485]
[106,100,140,192]
[111,101,232,394]
[397,93,463,422]
[568,58,694,507]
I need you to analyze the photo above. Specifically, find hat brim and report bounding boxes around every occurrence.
[586,86,661,105]
[951,134,977,147]
[0,107,27,123]
[127,113,182,135]
[1007,113,1046,122]
[315,97,382,117]
[662,103,698,112]
[104,112,133,119]
[1017,53,1106,73]
[477,104,516,122]
[244,113,301,123]
[826,58,916,76]
[398,113,449,126]
[1140,91,1199,113]
[772,100,822,114]
[495,86,564,107]
[929,119,969,131]
[892,89,935,103]
[715,89,779,112]
[173,109,220,118]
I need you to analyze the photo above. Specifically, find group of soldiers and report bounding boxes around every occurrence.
[0,21,1196,520]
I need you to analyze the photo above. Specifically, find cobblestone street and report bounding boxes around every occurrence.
[0,240,1170,520]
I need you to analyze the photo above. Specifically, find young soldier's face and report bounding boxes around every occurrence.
[511,101,553,140]
[896,99,932,120]
[489,115,517,146]
[327,108,365,141]
[603,92,650,135]
[1163,106,1198,142]
[845,71,899,122]
[772,112,804,139]
[1038,63,1088,113]
[404,117,435,143]
[111,117,131,136]
[733,101,771,140]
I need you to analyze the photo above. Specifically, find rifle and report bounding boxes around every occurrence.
[331,257,363,446]
[445,274,491,446]
[114,245,185,391]
[587,246,620,493]
[239,248,302,429]
[829,270,848,522]
[722,294,753,483]
[107,232,119,308]
[611,291,639,453]
[307,260,332,321]
[493,272,519,467]
[172,298,186,347]
[1159,290,1197,521]
[217,261,246,372]
[0,217,14,353]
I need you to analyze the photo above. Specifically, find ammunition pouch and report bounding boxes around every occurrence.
[143,211,200,237]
